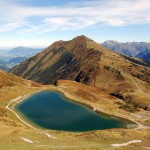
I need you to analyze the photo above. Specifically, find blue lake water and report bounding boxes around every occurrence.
[15,91,128,132]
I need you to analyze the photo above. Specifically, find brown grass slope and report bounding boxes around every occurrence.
[0,69,40,88]
[0,69,41,105]
[10,35,150,109]
[0,69,42,138]
[11,35,102,85]
[0,72,150,150]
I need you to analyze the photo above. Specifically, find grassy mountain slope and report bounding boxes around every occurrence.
[0,70,150,150]
[11,36,101,85]
[10,35,150,110]
[0,35,149,149]
[0,69,40,89]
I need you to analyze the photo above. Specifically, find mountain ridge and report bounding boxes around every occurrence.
[136,50,150,62]
[11,35,103,85]
[102,40,150,62]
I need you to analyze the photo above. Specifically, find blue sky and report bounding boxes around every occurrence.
[0,0,150,47]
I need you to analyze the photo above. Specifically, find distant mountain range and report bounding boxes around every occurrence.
[0,46,44,71]
[8,46,43,57]
[136,50,150,62]
[102,41,150,62]
[8,57,27,64]
[0,64,10,71]
[1,42,150,72]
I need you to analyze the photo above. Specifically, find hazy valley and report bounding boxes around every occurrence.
[0,47,44,71]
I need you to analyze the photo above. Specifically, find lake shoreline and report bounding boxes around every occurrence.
[56,88,138,127]
[6,87,139,132]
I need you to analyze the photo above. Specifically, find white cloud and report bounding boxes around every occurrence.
[0,22,22,32]
[0,0,150,34]
[0,37,53,47]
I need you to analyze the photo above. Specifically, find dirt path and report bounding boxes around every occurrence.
[121,71,145,94]
[36,144,100,149]
[111,140,142,147]
[5,94,37,129]
[20,137,34,144]
[5,93,57,139]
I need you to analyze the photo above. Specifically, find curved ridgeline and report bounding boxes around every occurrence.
[15,91,129,132]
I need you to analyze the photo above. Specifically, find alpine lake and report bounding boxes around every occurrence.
[15,91,129,132]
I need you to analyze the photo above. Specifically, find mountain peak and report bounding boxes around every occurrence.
[103,40,119,45]
[10,35,103,85]
[74,35,88,39]
[51,35,91,46]
[73,35,93,42]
